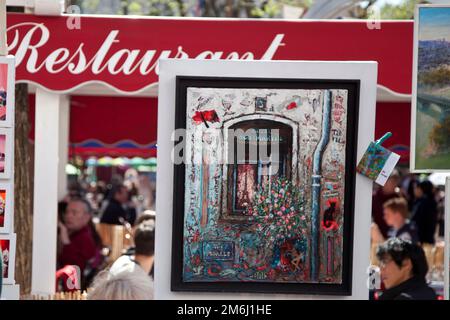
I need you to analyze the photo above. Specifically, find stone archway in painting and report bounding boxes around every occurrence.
[220,115,298,222]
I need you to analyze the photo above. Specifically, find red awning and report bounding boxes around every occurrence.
[7,13,414,96]
[27,95,411,161]
[28,95,157,158]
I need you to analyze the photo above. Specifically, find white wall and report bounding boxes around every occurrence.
[155,59,378,300]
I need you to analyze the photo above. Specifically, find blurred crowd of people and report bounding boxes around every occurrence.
[370,169,446,300]
[55,173,156,299]
[371,170,444,246]
[51,166,446,300]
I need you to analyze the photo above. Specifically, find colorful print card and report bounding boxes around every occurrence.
[357,142,400,186]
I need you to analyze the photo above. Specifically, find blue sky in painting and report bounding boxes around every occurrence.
[419,7,450,41]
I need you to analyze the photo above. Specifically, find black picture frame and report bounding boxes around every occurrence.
[171,76,360,295]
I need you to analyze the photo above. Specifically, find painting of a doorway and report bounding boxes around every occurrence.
[171,77,359,295]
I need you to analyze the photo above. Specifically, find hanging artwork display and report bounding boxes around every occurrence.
[0,128,13,179]
[171,77,359,295]
[0,233,16,284]
[411,5,450,171]
[0,56,15,127]
[0,182,12,233]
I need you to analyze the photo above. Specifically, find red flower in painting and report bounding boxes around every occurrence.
[266,269,276,280]
[207,264,222,276]
[203,110,219,122]
[192,230,200,243]
[192,110,220,125]
[321,220,339,231]
[286,102,297,110]
[256,264,268,271]
[192,112,203,124]
[192,254,201,266]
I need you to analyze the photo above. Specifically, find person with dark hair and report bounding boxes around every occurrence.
[383,198,418,243]
[120,211,156,278]
[411,180,438,244]
[110,220,155,278]
[372,171,403,238]
[376,238,436,300]
[100,184,136,225]
[57,198,102,290]
[135,210,155,227]
[104,221,155,299]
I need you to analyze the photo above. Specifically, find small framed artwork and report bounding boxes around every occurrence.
[0,56,15,128]
[171,76,360,295]
[410,5,450,172]
[0,128,13,179]
[0,183,12,233]
[0,233,16,284]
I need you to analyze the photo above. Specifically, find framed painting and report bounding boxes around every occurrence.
[0,128,13,180]
[411,5,450,172]
[0,182,12,233]
[0,56,15,128]
[171,76,360,295]
[0,233,16,284]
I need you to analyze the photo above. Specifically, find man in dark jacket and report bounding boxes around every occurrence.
[412,180,437,245]
[100,185,135,225]
[376,238,436,300]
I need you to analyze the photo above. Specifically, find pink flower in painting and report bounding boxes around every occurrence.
[288,226,292,230]
[281,206,286,212]
[301,216,306,221]
[277,211,282,216]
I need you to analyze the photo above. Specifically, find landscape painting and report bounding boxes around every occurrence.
[413,6,450,170]
[171,77,359,295]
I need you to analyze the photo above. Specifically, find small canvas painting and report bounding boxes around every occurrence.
[413,6,450,170]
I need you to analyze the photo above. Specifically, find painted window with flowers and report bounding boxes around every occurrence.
[226,119,292,217]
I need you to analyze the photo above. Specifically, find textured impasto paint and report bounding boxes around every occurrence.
[182,87,348,284]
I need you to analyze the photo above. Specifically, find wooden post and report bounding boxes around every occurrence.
[14,83,33,295]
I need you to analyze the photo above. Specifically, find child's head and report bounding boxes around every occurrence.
[383,197,408,228]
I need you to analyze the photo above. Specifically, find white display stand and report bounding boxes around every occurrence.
[155,59,378,300]
[1,284,19,300]
[0,55,18,300]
